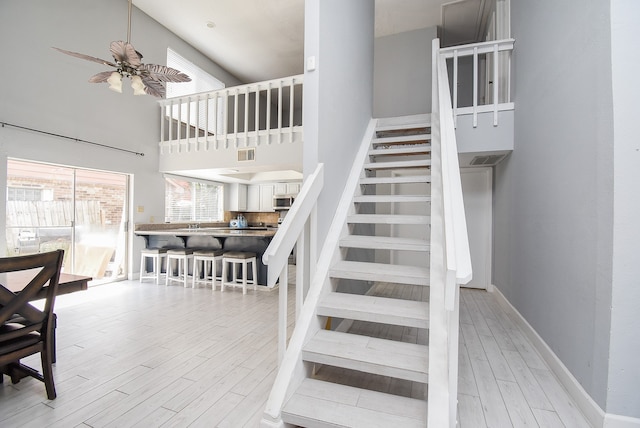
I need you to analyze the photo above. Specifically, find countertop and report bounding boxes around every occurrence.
[134,226,277,238]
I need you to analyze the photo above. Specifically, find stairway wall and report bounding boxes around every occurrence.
[373,27,437,118]
[493,0,616,414]
[303,0,374,250]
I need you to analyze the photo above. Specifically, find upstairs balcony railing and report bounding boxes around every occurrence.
[440,38,515,127]
[158,75,304,154]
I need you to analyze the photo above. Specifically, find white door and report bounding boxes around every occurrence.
[460,168,492,289]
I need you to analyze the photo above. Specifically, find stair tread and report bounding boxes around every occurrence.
[330,261,430,286]
[347,214,430,225]
[282,378,427,428]
[318,292,429,328]
[364,159,431,169]
[303,330,429,382]
[340,235,430,251]
[359,175,431,185]
[372,134,432,145]
[354,194,431,203]
[376,121,430,133]
[369,145,432,156]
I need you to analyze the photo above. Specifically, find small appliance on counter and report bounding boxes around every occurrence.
[230,214,248,228]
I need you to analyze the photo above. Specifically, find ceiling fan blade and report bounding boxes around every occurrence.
[52,47,117,68]
[140,64,191,83]
[88,71,115,83]
[140,76,166,98]
[110,41,142,67]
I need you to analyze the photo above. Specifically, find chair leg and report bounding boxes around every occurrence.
[242,261,247,295]
[40,348,56,400]
[221,260,227,292]
[252,258,258,291]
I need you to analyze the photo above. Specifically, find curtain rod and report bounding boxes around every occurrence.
[0,121,145,157]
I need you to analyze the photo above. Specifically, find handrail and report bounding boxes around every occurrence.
[261,120,377,427]
[263,163,323,287]
[261,163,323,364]
[428,38,473,428]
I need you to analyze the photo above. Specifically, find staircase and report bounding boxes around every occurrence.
[279,116,433,427]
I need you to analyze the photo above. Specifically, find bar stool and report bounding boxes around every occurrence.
[221,252,258,295]
[192,249,224,290]
[139,248,168,284]
[165,248,195,287]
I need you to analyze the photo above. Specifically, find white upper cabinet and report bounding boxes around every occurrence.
[227,183,247,212]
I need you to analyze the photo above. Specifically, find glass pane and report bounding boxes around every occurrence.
[73,169,127,283]
[6,159,74,272]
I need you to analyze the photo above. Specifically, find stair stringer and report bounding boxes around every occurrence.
[261,118,378,428]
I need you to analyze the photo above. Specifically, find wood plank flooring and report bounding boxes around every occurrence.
[0,274,590,427]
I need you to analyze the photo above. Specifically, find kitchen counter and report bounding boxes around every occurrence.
[134,224,278,287]
[134,227,277,238]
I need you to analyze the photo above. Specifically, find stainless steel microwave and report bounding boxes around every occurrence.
[273,195,294,210]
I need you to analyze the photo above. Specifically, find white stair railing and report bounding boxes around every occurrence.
[262,163,323,362]
[428,38,473,427]
[158,74,304,153]
[261,120,377,428]
[440,38,515,127]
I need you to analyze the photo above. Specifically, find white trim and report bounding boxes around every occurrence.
[491,285,605,428]
[604,414,640,428]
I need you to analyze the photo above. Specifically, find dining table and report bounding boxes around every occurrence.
[0,270,92,369]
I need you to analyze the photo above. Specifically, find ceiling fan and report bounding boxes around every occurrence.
[53,0,190,98]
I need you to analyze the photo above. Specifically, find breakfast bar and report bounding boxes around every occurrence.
[134,224,277,287]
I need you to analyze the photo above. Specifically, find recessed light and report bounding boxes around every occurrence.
[206,21,216,29]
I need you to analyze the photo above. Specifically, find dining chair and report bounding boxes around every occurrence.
[0,249,64,400]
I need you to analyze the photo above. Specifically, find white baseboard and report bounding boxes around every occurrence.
[604,414,640,428]
[491,286,627,428]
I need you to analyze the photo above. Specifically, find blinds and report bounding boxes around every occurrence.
[164,176,224,222]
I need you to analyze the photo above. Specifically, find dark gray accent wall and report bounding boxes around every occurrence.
[493,0,614,411]
[303,0,374,244]
[373,27,437,118]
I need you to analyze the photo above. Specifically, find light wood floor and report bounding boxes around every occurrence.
[0,275,590,427]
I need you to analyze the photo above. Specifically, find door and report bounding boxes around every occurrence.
[460,167,492,289]
[5,159,129,284]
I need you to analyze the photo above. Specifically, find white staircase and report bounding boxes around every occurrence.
[279,116,433,427]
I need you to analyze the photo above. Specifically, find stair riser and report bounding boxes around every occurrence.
[317,307,429,329]
[302,351,429,383]
[330,270,429,286]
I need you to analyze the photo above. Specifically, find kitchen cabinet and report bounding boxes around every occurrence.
[246,184,274,212]
[274,183,288,196]
[260,184,274,212]
[287,182,301,195]
[227,183,247,211]
[247,185,260,212]
[273,181,301,196]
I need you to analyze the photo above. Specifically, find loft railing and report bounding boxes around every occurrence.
[261,163,323,361]
[158,74,304,154]
[440,38,515,127]
[428,38,473,427]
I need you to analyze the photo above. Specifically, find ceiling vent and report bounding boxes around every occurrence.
[237,148,255,162]
[470,154,507,166]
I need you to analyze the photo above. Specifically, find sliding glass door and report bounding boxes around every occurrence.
[5,159,129,285]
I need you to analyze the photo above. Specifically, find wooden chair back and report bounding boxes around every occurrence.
[0,250,64,399]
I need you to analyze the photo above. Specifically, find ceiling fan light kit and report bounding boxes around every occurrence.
[53,0,190,98]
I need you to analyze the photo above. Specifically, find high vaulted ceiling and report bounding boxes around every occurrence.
[133,0,487,83]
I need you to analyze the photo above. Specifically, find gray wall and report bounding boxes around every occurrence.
[493,0,617,414]
[303,0,374,244]
[0,0,239,275]
[373,27,437,118]
[608,0,640,417]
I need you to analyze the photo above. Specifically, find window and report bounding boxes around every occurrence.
[166,48,225,134]
[165,176,224,222]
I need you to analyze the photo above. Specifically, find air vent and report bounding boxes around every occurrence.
[238,148,255,162]
[470,154,507,166]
